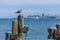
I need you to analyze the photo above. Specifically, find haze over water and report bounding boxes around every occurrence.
[0,0,60,18]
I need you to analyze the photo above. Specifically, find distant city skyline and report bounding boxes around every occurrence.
[0,0,60,18]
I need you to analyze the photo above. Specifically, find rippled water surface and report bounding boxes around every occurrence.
[0,18,60,40]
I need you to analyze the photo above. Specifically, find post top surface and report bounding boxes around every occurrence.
[48,27,57,29]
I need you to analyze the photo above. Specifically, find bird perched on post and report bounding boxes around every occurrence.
[15,9,22,15]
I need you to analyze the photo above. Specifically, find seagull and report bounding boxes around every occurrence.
[15,9,22,14]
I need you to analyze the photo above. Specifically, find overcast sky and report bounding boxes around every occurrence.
[0,0,60,18]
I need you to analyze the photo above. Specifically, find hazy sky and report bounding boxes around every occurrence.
[0,0,60,18]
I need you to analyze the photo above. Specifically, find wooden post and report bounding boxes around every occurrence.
[56,24,60,30]
[15,9,28,40]
[5,32,12,40]
[56,24,60,40]
[12,20,18,34]
[48,27,57,39]
[18,15,24,40]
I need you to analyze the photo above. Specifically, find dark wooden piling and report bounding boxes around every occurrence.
[48,27,57,39]
[5,32,12,40]
[55,24,60,40]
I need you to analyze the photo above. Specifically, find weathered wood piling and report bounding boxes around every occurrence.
[48,24,60,40]
[48,27,57,39]
[5,9,28,40]
[12,20,18,34]
[5,32,12,40]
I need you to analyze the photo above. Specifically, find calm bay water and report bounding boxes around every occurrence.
[0,18,60,40]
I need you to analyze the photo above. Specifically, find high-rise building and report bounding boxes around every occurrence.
[42,13,44,18]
